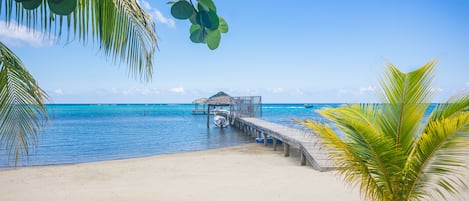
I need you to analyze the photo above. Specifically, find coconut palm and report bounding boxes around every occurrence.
[0,0,157,163]
[298,61,469,201]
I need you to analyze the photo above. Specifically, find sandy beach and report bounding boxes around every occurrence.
[1,144,361,201]
[1,143,468,201]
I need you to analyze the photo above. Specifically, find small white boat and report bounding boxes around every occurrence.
[214,115,229,128]
[213,109,230,128]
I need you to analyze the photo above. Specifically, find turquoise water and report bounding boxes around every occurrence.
[0,104,334,167]
[0,103,436,167]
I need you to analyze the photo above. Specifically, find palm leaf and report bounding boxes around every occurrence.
[0,41,48,165]
[427,93,469,123]
[298,119,386,200]
[299,61,469,200]
[1,0,157,82]
[378,61,435,154]
[405,97,469,201]
[300,104,403,200]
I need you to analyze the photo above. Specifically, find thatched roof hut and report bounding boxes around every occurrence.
[192,97,208,105]
[206,91,234,106]
[204,91,234,127]
[191,97,208,115]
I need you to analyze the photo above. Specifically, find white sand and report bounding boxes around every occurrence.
[0,144,360,201]
[0,144,467,201]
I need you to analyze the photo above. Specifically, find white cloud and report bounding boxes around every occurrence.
[54,89,64,96]
[0,21,52,47]
[136,88,160,95]
[288,88,304,96]
[466,82,469,86]
[139,0,175,28]
[337,88,351,97]
[122,89,132,95]
[152,10,176,28]
[169,87,185,93]
[430,87,443,93]
[96,87,161,96]
[267,88,284,93]
[111,88,119,94]
[359,85,377,94]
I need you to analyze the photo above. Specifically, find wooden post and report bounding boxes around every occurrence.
[284,143,290,157]
[263,132,268,146]
[300,151,306,166]
[206,105,210,128]
[273,138,278,151]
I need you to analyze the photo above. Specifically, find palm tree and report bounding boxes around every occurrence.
[298,61,469,201]
[0,0,157,164]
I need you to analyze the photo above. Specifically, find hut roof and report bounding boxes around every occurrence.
[206,91,233,105]
[192,98,208,105]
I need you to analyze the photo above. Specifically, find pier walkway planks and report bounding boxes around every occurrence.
[235,117,336,172]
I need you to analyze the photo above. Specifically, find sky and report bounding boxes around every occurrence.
[1,0,468,103]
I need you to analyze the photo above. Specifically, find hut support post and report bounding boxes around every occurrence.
[207,106,210,128]
[263,133,268,146]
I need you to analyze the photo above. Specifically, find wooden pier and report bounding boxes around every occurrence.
[233,117,336,172]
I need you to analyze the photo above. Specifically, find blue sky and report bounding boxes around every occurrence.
[1,0,468,103]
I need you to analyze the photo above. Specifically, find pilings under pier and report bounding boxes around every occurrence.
[232,117,336,172]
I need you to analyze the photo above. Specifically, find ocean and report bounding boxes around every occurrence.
[0,104,333,168]
[0,103,437,168]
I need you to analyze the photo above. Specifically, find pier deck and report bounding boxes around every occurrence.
[234,117,336,172]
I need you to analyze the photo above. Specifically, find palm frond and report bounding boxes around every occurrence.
[427,93,469,123]
[379,61,435,153]
[300,104,404,200]
[405,101,469,200]
[299,61,469,200]
[1,0,157,82]
[298,119,387,200]
[0,41,48,165]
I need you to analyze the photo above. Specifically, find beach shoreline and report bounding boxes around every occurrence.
[0,143,361,201]
[1,143,468,201]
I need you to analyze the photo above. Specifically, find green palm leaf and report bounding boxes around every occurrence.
[300,61,469,201]
[379,61,435,154]
[321,104,402,200]
[405,97,469,200]
[1,0,157,82]
[298,118,387,200]
[0,0,157,164]
[0,41,48,165]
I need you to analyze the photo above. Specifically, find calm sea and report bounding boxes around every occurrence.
[0,103,435,167]
[0,104,335,167]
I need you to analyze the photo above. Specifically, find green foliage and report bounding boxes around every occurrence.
[169,0,228,50]
[218,17,228,33]
[171,1,193,19]
[298,61,469,201]
[14,0,77,15]
[206,29,220,50]
[0,0,157,165]
[21,0,41,10]
[47,0,77,16]
[0,42,49,165]
[2,0,157,82]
